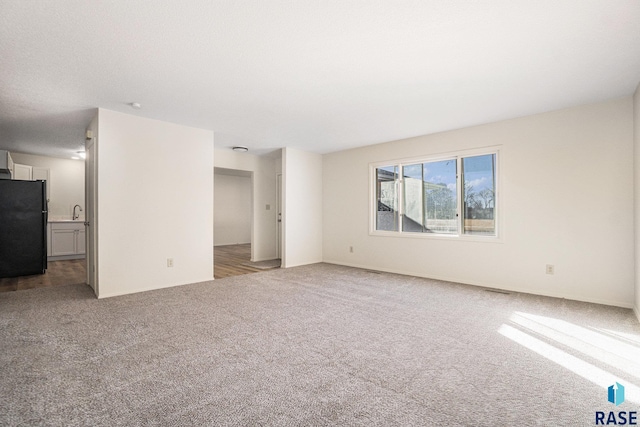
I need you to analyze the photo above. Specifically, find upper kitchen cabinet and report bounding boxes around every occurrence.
[11,163,51,200]
[13,163,32,180]
[10,152,84,221]
[0,149,14,179]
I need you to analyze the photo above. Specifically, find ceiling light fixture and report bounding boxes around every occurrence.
[130,102,142,109]
[232,146,248,152]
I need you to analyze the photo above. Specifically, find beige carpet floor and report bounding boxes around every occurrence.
[1,263,639,426]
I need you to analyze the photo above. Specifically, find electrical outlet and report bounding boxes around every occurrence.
[167,258,174,268]
[546,264,554,275]
[349,246,354,253]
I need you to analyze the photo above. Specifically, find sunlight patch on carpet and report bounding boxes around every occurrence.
[498,323,640,404]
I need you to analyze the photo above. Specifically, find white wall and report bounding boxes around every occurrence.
[96,109,214,298]
[10,152,84,220]
[214,148,277,261]
[214,171,252,246]
[283,147,323,268]
[634,84,640,321]
[323,98,634,308]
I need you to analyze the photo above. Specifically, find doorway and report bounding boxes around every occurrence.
[213,167,253,279]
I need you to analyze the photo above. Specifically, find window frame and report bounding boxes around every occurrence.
[369,146,502,242]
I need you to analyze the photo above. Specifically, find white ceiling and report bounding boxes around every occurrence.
[1,1,639,159]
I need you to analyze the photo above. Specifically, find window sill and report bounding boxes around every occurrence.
[369,230,504,243]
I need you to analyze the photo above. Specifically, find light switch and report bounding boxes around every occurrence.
[266,204,271,210]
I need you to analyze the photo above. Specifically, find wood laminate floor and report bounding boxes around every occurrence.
[214,244,279,279]
[0,259,87,293]
[1,244,272,292]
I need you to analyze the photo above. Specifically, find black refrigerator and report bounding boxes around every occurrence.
[0,180,48,278]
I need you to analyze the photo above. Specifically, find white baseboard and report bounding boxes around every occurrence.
[48,254,86,261]
[97,277,214,299]
[322,259,634,309]
[251,258,280,263]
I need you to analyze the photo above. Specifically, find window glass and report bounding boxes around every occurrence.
[403,160,457,234]
[424,159,457,234]
[462,154,496,235]
[376,166,399,231]
[403,164,424,232]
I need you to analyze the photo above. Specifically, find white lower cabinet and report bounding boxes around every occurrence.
[76,230,86,254]
[50,222,86,259]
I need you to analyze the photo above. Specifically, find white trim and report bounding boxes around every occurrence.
[369,145,502,242]
[48,255,86,261]
[249,170,256,262]
[368,229,504,244]
[250,257,281,263]
[97,277,214,299]
[323,259,634,309]
[634,306,640,324]
[276,173,283,259]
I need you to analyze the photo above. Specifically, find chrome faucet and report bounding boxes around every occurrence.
[73,204,83,220]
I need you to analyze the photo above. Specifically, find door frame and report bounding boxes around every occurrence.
[85,136,98,295]
[276,173,282,259]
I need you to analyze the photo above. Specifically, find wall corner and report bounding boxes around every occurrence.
[634,81,640,322]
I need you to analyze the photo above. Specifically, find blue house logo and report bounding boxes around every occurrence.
[608,382,625,406]
[596,382,636,425]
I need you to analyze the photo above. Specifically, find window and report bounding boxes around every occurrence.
[372,149,499,238]
[375,166,399,231]
[462,154,496,235]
